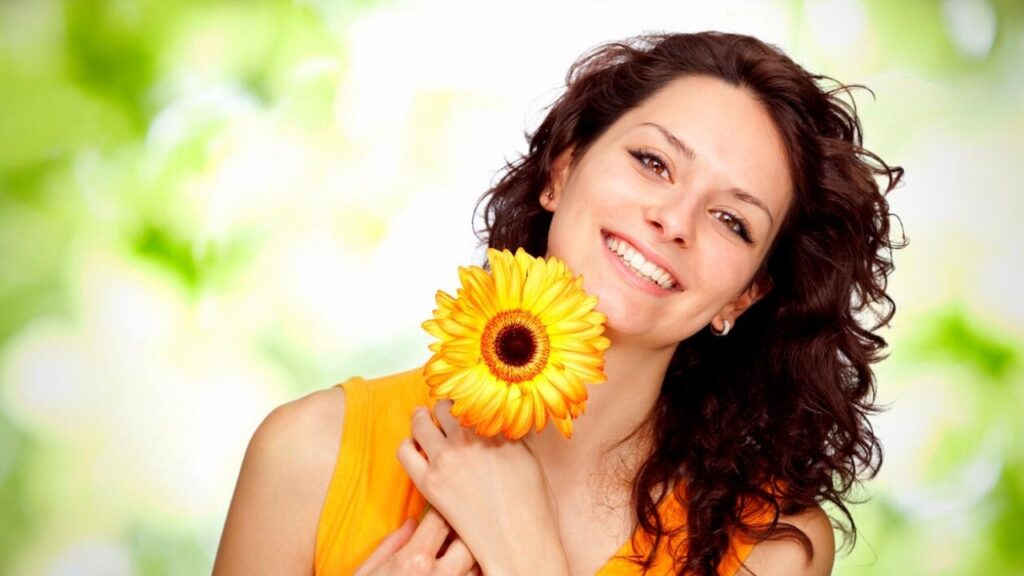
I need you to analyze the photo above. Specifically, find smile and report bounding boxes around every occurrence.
[603,233,681,291]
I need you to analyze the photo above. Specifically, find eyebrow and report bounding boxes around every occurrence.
[642,122,696,161]
[730,189,775,229]
[640,121,775,229]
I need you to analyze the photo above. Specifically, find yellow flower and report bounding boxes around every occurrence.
[422,248,609,440]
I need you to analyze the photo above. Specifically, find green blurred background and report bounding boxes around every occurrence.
[1,0,1021,574]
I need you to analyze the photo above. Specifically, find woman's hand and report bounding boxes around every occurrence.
[353,506,481,576]
[397,400,571,576]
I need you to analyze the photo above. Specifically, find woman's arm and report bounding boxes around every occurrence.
[738,505,836,576]
[212,387,346,575]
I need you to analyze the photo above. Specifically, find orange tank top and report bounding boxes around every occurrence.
[313,367,767,575]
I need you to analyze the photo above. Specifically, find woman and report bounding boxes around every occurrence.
[214,31,903,575]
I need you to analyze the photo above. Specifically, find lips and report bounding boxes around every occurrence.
[602,231,682,291]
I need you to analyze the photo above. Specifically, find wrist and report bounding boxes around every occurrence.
[479,539,570,576]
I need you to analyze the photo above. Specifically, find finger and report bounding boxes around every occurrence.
[406,505,452,554]
[467,563,482,576]
[435,535,476,575]
[432,399,463,437]
[397,437,428,487]
[353,517,416,576]
[411,406,447,459]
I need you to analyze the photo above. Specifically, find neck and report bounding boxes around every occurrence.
[524,336,676,490]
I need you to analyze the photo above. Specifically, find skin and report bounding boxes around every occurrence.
[213,75,835,576]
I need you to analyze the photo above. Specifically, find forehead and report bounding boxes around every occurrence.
[608,75,794,229]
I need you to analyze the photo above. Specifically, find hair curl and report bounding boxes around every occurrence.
[475,32,904,575]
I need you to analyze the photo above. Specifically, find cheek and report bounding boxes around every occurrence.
[697,245,760,300]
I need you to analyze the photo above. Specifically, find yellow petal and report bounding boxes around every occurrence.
[438,346,481,366]
[450,309,486,332]
[502,384,523,423]
[545,366,588,403]
[451,378,492,421]
[438,316,479,339]
[569,363,607,385]
[478,406,505,437]
[530,277,573,319]
[554,348,606,369]
[506,252,524,309]
[533,373,569,419]
[554,416,574,439]
[537,291,588,325]
[449,367,490,401]
[459,267,499,317]
[529,385,548,432]
[490,250,513,309]
[433,366,483,398]
[435,290,458,315]
[423,356,459,384]
[520,255,547,311]
[422,319,447,339]
[506,388,534,440]
[467,380,508,427]
[441,336,480,351]
[546,319,599,336]
[554,324,606,345]
[550,335,599,354]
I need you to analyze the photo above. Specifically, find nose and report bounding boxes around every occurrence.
[643,199,694,248]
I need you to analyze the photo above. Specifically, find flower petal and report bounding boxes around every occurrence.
[545,366,588,403]
[553,416,574,439]
[507,386,534,440]
[529,385,548,432]
[533,373,569,419]
[467,379,508,428]
[490,249,513,309]
[520,254,546,311]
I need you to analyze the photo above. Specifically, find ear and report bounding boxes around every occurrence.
[712,277,771,331]
[539,146,575,212]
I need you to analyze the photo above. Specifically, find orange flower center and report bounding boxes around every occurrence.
[481,310,550,383]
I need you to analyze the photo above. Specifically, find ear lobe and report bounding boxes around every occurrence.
[717,278,771,324]
[540,146,575,212]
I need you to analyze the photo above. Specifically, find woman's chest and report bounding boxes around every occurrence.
[555,490,637,576]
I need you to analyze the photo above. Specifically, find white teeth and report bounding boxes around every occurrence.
[603,234,677,289]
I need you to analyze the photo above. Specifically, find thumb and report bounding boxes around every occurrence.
[353,518,416,576]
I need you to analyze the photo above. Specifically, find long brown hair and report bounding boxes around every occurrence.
[476,32,904,575]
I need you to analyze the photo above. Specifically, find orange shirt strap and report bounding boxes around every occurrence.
[314,368,432,575]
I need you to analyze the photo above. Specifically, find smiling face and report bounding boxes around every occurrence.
[540,75,793,352]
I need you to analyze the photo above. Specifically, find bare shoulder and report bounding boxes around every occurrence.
[738,505,835,576]
[213,386,347,575]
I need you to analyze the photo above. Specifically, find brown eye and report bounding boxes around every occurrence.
[629,149,672,181]
[712,210,753,244]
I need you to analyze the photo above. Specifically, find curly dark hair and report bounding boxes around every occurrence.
[474,32,904,575]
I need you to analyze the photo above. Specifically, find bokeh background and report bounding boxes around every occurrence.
[1,0,1022,574]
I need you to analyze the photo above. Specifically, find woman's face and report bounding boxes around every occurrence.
[541,75,793,351]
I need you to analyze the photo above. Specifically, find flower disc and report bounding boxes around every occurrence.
[481,310,550,383]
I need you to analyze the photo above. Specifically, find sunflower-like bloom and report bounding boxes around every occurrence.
[422,248,610,440]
